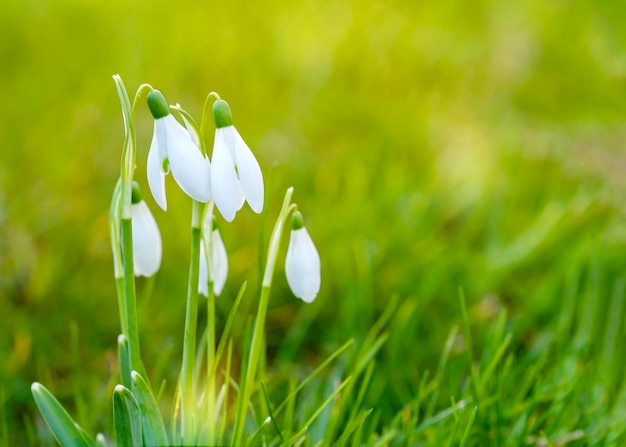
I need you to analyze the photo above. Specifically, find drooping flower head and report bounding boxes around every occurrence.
[199,214,228,296]
[285,211,320,303]
[146,90,211,210]
[130,181,162,277]
[210,98,264,222]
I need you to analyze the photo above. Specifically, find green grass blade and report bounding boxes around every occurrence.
[354,332,388,378]
[218,339,234,446]
[95,433,107,447]
[425,326,459,421]
[31,382,93,447]
[247,416,273,446]
[459,407,478,447]
[232,317,254,447]
[413,398,472,436]
[478,333,512,389]
[600,278,625,384]
[332,408,372,447]
[458,289,480,404]
[213,281,248,375]
[275,339,353,416]
[285,376,353,445]
[117,335,132,389]
[261,381,284,442]
[347,360,374,425]
[130,371,169,446]
[112,385,142,447]
[70,322,87,428]
[1,388,8,447]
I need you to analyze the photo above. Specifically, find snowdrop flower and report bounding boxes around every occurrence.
[285,211,320,303]
[199,215,228,296]
[130,182,162,277]
[146,90,211,210]
[210,99,264,222]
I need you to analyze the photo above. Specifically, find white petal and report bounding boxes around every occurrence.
[154,119,169,167]
[163,115,211,203]
[232,127,264,213]
[211,229,228,296]
[198,230,228,296]
[285,227,321,303]
[198,243,208,297]
[147,133,167,211]
[211,128,244,222]
[131,201,162,277]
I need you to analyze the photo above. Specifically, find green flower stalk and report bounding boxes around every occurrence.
[233,187,296,445]
[112,75,153,373]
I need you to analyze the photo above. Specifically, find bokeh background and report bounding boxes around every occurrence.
[2,0,626,443]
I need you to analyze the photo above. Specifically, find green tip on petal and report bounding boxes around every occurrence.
[131,181,142,204]
[213,99,233,128]
[291,211,304,230]
[147,90,170,119]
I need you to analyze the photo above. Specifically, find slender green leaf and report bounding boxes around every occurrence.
[459,407,478,447]
[31,382,93,447]
[275,339,353,416]
[112,385,142,447]
[131,371,169,446]
[285,376,353,445]
[332,408,372,447]
[1,388,8,447]
[95,433,107,447]
[260,381,284,442]
[479,333,512,389]
[212,281,247,376]
[246,416,273,446]
[117,335,132,389]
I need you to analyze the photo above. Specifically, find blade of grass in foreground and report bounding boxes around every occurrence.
[95,433,107,447]
[260,381,284,442]
[131,371,168,446]
[1,388,7,447]
[284,376,353,446]
[31,382,93,447]
[274,339,353,417]
[332,408,373,447]
[112,385,142,447]
[117,335,132,389]
[459,407,477,447]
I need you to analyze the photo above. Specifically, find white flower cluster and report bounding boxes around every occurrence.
[130,89,320,302]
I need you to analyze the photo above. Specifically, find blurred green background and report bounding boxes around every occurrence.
[2,0,626,442]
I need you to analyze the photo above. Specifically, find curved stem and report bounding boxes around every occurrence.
[112,75,144,373]
[200,91,221,140]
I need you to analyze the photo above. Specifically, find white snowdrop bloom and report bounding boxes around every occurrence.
[285,212,320,303]
[210,99,263,222]
[130,182,162,277]
[146,90,211,211]
[198,216,228,296]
